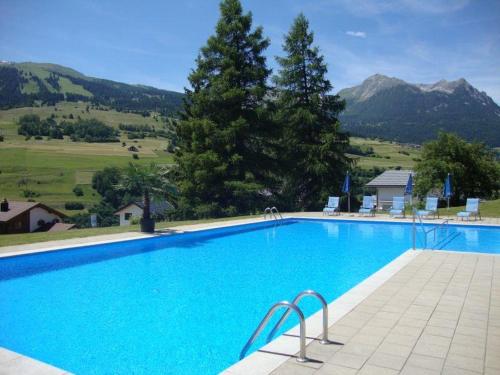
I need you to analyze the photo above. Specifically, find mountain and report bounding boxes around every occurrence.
[338,74,500,146]
[0,61,184,116]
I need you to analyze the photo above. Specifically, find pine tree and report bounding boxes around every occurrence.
[175,0,272,218]
[274,13,351,210]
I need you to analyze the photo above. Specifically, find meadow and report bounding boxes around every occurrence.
[0,103,173,213]
[0,104,421,216]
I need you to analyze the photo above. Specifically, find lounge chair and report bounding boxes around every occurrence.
[323,196,340,216]
[417,197,439,219]
[457,198,481,221]
[389,196,405,218]
[359,196,375,216]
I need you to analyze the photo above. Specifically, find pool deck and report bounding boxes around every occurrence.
[0,213,499,375]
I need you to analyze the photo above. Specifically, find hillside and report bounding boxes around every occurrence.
[0,61,184,116]
[338,74,500,146]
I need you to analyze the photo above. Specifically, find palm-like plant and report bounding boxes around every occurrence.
[117,163,176,232]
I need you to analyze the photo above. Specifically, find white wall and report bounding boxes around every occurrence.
[376,187,410,209]
[29,207,62,232]
[118,205,143,226]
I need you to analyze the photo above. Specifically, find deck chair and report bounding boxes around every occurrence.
[417,197,439,219]
[389,196,405,218]
[457,198,481,221]
[323,196,340,216]
[359,196,375,216]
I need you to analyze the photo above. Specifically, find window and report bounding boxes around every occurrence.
[124,213,132,221]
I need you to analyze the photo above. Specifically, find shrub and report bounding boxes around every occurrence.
[132,154,139,159]
[73,186,84,196]
[0,135,4,142]
[65,202,85,210]
[22,189,40,198]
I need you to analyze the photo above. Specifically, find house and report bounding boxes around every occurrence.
[365,170,415,210]
[114,200,174,226]
[0,199,68,234]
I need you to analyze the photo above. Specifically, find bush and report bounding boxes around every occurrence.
[132,154,139,159]
[22,189,40,198]
[65,202,85,210]
[73,186,84,196]
[0,135,4,142]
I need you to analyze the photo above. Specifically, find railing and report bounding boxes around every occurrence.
[412,208,456,250]
[240,290,330,363]
[239,301,308,362]
[266,290,330,345]
[264,206,283,221]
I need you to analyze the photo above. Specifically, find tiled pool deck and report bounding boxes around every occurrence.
[0,213,499,374]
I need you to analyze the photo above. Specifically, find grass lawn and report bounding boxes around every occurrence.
[434,199,500,218]
[0,215,258,248]
[0,103,174,214]
[350,137,421,169]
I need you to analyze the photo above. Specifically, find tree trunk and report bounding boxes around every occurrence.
[140,189,155,233]
[143,189,151,220]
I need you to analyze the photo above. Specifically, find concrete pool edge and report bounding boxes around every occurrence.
[221,249,421,375]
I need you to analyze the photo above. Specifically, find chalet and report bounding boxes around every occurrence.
[114,200,174,226]
[0,199,69,234]
[365,170,415,210]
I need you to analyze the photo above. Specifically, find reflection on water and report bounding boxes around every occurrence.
[322,222,339,238]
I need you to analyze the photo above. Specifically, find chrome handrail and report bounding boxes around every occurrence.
[266,290,330,345]
[264,207,283,221]
[413,208,451,249]
[270,206,283,220]
[239,301,308,362]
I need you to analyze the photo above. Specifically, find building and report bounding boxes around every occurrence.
[365,170,414,210]
[0,199,68,234]
[114,200,174,226]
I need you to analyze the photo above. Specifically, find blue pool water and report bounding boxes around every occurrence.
[0,219,499,374]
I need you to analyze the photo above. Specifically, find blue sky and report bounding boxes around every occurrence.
[1,0,499,102]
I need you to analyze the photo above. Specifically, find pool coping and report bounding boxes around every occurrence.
[1,214,498,374]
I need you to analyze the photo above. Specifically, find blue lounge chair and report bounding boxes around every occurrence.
[389,196,405,218]
[457,198,481,221]
[323,196,340,216]
[417,197,439,219]
[359,196,375,216]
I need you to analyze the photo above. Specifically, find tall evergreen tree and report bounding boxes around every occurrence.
[274,14,351,210]
[175,0,272,218]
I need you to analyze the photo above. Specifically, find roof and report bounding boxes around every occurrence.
[366,170,414,187]
[114,200,174,215]
[48,223,75,232]
[0,201,66,222]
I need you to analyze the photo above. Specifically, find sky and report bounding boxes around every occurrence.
[1,0,499,102]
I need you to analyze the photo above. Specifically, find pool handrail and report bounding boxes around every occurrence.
[263,206,283,221]
[239,301,308,362]
[266,290,330,345]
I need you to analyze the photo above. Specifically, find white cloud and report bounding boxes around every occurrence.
[346,31,367,38]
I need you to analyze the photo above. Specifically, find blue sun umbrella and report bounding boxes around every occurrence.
[405,173,413,205]
[342,172,351,212]
[443,173,452,209]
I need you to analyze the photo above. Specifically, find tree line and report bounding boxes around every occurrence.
[18,114,119,142]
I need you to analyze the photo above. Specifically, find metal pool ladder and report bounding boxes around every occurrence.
[264,206,283,221]
[239,290,330,362]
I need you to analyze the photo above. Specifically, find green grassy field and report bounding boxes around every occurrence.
[349,137,421,169]
[0,105,420,216]
[0,103,173,213]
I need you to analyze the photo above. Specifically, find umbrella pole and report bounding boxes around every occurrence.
[447,197,450,210]
[347,192,351,213]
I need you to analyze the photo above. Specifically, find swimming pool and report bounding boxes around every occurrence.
[0,219,499,374]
